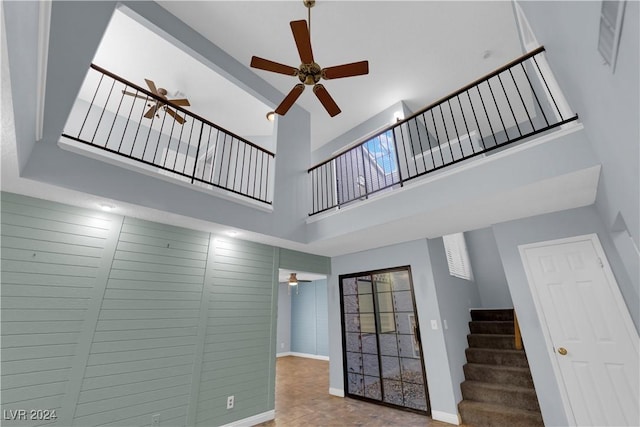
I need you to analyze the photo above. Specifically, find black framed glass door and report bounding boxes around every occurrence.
[340,266,429,413]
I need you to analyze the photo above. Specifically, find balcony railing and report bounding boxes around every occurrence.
[308,46,579,216]
[62,64,275,205]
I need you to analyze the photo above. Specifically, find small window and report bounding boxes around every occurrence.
[443,232,474,281]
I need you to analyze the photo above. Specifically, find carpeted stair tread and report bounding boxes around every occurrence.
[470,309,514,321]
[463,363,534,388]
[458,400,544,427]
[467,333,517,349]
[461,381,540,412]
[469,320,515,335]
[465,347,529,368]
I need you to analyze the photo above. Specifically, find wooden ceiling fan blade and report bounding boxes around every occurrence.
[166,108,185,124]
[322,61,369,80]
[145,79,159,95]
[250,56,298,76]
[144,105,159,119]
[313,84,341,117]
[290,20,314,64]
[122,90,148,100]
[168,98,191,106]
[275,84,305,116]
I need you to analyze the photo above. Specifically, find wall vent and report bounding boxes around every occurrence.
[598,0,626,72]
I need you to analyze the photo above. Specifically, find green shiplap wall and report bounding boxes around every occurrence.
[279,248,330,275]
[195,238,277,426]
[0,192,282,427]
[1,193,120,427]
[73,218,209,426]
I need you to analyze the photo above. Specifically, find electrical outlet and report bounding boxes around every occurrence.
[226,395,234,409]
[431,319,438,330]
[280,342,284,349]
[151,414,160,426]
[443,319,449,330]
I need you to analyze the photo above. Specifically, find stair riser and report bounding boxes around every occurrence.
[470,309,514,321]
[463,364,534,388]
[461,382,540,412]
[465,348,530,368]
[469,321,514,335]
[468,334,516,349]
[459,404,543,427]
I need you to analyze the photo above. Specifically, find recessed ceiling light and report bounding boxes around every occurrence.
[98,203,115,212]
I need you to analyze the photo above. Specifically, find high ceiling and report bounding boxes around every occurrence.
[150,1,524,151]
[5,0,599,259]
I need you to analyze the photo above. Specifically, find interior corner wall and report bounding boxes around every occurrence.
[276,282,292,355]
[426,237,482,406]
[290,279,329,358]
[491,205,638,427]
[515,1,640,248]
[328,239,462,420]
[0,192,280,427]
[465,227,512,308]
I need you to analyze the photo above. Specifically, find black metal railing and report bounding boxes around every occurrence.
[62,64,275,205]
[308,46,579,216]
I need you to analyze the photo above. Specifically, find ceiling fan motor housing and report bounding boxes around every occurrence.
[298,62,322,85]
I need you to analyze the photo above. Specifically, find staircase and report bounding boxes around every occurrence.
[458,309,544,426]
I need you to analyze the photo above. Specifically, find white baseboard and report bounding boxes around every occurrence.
[431,410,461,425]
[329,387,344,397]
[288,352,330,361]
[276,351,292,358]
[218,409,275,427]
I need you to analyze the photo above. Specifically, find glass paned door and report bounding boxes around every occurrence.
[340,267,429,414]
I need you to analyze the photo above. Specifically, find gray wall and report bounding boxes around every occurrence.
[466,227,512,308]
[329,239,464,419]
[492,205,638,427]
[0,192,282,427]
[427,237,482,405]
[276,283,292,355]
[517,0,640,268]
[290,279,329,357]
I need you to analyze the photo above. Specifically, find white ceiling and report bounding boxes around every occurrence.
[151,1,524,150]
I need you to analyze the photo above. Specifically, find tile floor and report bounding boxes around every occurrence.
[257,356,453,427]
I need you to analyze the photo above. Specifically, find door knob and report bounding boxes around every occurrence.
[557,347,568,355]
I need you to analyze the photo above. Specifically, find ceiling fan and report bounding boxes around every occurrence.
[250,0,369,117]
[122,79,191,124]
[288,273,312,295]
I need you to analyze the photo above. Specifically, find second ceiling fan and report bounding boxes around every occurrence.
[250,0,369,117]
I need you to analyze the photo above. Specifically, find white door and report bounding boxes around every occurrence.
[520,234,639,426]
